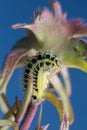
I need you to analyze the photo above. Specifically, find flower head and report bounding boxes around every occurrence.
[1,0,87,130]
[11,0,87,71]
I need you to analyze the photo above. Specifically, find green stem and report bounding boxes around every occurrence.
[0,120,18,130]
[1,93,15,116]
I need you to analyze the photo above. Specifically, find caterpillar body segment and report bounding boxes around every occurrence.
[22,52,60,102]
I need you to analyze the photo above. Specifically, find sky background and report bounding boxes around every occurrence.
[0,0,87,130]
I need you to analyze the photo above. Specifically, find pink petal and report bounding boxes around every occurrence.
[68,18,87,37]
[10,23,27,29]
[50,0,67,23]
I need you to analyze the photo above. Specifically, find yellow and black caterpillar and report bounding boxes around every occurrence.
[22,52,60,102]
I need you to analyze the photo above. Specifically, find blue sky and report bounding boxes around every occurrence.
[0,0,87,130]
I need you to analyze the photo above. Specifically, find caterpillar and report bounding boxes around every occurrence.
[22,51,60,102]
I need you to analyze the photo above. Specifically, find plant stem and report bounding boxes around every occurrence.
[19,102,38,130]
[15,77,33,123]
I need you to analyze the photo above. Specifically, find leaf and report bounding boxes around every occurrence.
[43,90,63,122]
[0,119,18,130]
[15,76,33,123]
[0,36,40,114]
[50,75,74,124]
[35,105,49,130]
[60,111,69,130]
[60,67,71,96]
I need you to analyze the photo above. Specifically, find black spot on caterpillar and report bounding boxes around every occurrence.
[22,51,60,102]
